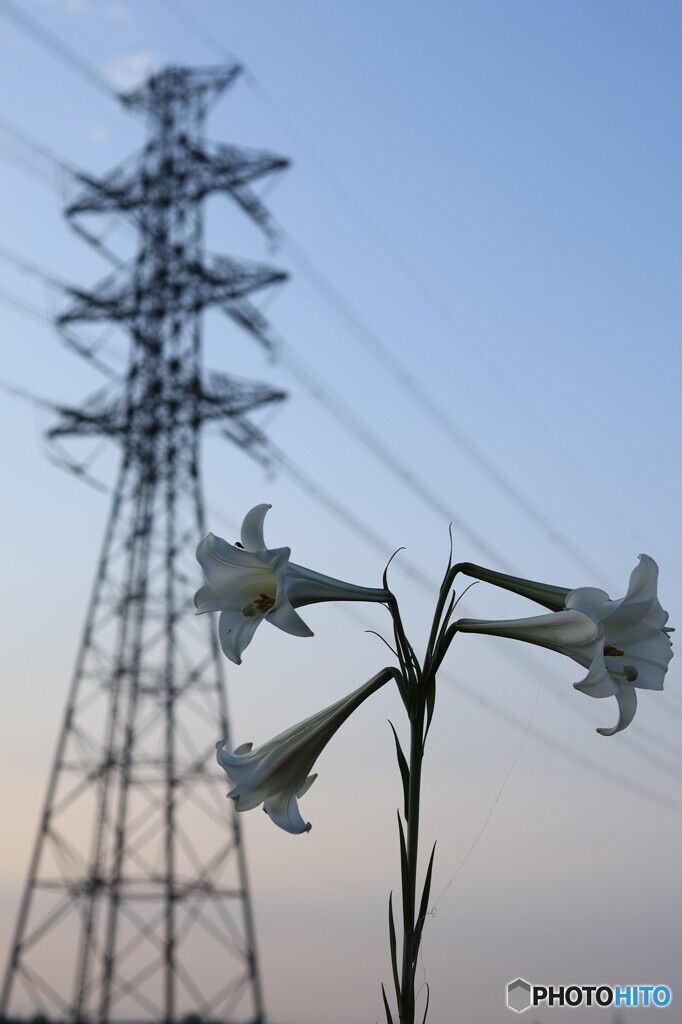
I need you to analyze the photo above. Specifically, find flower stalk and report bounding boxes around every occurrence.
[384,554,458,1024]
[398,701,426,1024]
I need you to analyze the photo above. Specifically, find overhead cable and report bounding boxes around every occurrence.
[0,0,117,100]
[0,46,613,584]
[160,0,643,543]
[277,226,608,582]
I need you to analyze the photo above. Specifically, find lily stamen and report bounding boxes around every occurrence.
[604,644,625,657]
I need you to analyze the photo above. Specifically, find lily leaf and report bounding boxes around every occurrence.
[414,842,437,959]
[388,598,421,694]
[397,812,413,934]
[426,563,458,663]
[388,721,410,821]
[423,675,437,746]
[388,892,402,1011]
[386,665,409,707]
[381,982,395,1024]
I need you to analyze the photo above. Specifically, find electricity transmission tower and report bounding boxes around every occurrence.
[1,64,289,1024]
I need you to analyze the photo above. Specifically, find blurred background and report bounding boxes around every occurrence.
[0,2,680,1022]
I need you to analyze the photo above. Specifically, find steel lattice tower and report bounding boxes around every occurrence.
[1,64,289,1024]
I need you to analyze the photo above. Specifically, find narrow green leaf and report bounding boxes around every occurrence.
[383,549,405,592]
[388,598,421,694]
[428,622,457,680]
[397,812,413,934]
[384,665,409,707]
[423,675,437,744]
[381,982,395,1024]
[388,721,410,821]
[438,587,459,638]
[388,892,402,1011]
[425,563,458,665]
[447,522,454,568]
[414,842,437,957]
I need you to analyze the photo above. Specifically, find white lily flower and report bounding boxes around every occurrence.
[216,669,391,833]
[455,555,673,735]
[195,504,392,664]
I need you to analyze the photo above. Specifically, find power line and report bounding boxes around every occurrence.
[4,363,674,796]
[0,375,57,411]
[3,285,674,795]
[161,0,240,66]
[0,0,117,100]
[159,0,645,545]
[325,599,682,816]
[1,20,673,787]
[252,437,681,784]
[0,284,52,325]
[0,112,80,177]
[0,52,613,584]
[277,226,609,582]
[0,240,67,290]
[0,241,124,374]
[0,128,614,586]
[271,337,519,572]
[0,170,516,571]
[3,280,676,793]
[260,437,436,592]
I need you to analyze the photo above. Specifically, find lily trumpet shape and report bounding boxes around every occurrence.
[455,555,673,735]
[216,668,392,833]
[195,504,392,664]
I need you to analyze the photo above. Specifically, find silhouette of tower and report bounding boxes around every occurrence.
[1,64,289,1024]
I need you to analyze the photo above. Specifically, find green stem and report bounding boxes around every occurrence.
[400,701,425,1024]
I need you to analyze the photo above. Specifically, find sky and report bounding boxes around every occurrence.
[0,2,681,1023]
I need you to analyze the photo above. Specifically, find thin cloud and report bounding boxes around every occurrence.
[103,3,129,22]
[106,51,158,91]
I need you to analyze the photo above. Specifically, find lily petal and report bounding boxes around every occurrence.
[218,608,263,665]
[198,532,270,572]
[267,599,314,638]
[573,654,620,697]
[193,583,225,614]
[264,782,316,834]
[596,686,638,737]
[240,503,271,552]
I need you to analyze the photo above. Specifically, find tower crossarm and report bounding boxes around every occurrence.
[66,139,288,242]
[198,370,286,422]
[120,63,243,116]
[57,254,287,326]
[47,370,287,443]
[47,390,129,441]
[66,161,145,216]
[189,140,289,238]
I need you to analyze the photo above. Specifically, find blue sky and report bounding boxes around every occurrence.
[0,2,681,1022]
